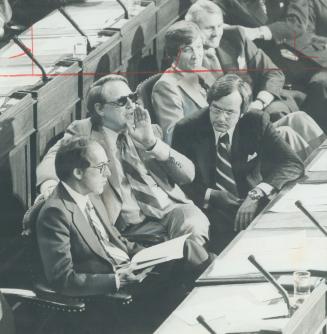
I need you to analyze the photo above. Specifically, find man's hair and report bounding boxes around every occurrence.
[55,136,97,182]
[185,0,223,25]
[207,74,252,114]
[86,74,128,129]
[164,20,201,58]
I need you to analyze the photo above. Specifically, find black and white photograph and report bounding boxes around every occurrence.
[0,0,327,333]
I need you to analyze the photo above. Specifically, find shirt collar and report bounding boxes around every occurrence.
[213,126,235,146]
[62,181,89,213]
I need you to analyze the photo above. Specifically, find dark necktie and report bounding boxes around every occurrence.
[85,200,130,265]
[215,133,238,196]
[116,133,165,219]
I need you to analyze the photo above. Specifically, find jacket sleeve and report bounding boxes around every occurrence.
[36,206,117,296]
[172,123,208,207]
[240,28,285,98]
[247,113,305,189]
[267,0,309,43]
[152,79,185,144]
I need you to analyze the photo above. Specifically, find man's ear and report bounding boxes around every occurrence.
[94,102,105,117]
[73,168,84,181]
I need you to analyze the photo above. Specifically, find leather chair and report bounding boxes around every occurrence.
[136,73,162,123]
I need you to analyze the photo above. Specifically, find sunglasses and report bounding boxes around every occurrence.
[105,92,138,107]
[89,161,110,175]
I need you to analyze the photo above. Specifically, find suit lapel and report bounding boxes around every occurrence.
[217,37,241,73]
[90,194,129,253]
[59,184,111,264]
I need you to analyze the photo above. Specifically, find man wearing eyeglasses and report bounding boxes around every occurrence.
[37,74,210,247]
[172,74,304,253]
[36,136,213,298]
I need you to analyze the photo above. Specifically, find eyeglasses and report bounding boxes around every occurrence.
[210,105,239,119]
[89,161,110,175]
[105,92,138,107]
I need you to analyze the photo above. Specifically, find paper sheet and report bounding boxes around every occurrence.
[308,150,327,171]
[269,183,327,212]
[131,233,190,270]
[175,295,288,325]
[206,231,327,278]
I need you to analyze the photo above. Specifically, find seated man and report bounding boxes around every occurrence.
[185,0,325,159]
[218,0,327,132]
[172,74,304,252]
[37,137,212,296]
[37,74,209,247]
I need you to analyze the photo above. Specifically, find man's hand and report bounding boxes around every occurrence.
[127,104,156,150]
[116,265,152,288]
[40,180,58,199]
[234,195,261,232]
[209,189,242,210]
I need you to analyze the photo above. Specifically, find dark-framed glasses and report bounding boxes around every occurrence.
[105,92,138,107]
[89,161,110,174]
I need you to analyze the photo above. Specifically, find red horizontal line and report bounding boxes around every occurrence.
[0,66,326,78]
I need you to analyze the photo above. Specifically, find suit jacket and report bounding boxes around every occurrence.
[37,118,193,226]
[36,182,142,296]
[152,66,216,143]
[172,108,304,208]
[216,0,327,68]
[216,27,298,111]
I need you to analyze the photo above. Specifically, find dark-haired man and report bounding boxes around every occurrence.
[37,137,212,296]
[172,74,304,251]
[37,74,210,247]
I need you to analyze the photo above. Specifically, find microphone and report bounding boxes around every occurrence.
[196,315,217,334]
[58,7,91,53]
[295,200,327,237]
[248,255,293,317]
[12,36,49,83]
[116,0,129,19]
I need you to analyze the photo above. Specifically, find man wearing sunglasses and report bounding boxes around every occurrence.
[37,74,210,247]
[172,74,304,253]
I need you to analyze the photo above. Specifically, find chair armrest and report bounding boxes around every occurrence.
[0,288,86,312]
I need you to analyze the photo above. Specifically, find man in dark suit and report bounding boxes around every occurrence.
[37,137,212,296]
[172,74,304,251]
[186,0,299,122]
[215,0,327,132]
[37,74,210,247]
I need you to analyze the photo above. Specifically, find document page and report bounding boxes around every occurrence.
[131,233,191,270]
[206,231,327,279]
[269,183,327,212]
[308,150,327,171]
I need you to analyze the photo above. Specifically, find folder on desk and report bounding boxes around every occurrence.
[197,231,327,284]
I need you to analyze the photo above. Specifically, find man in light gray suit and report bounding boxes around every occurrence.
[37,74,209,246]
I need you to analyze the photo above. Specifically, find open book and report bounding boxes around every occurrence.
[126,233,191,271]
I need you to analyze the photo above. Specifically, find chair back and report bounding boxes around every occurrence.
[0,292,15,334]
[136,73,162,123]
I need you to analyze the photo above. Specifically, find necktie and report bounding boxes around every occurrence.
[85,200,130,265]
[116,133,165,219]
[203,48,223,79]
[215,133,238,196]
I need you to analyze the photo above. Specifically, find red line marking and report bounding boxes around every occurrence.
[0,66,326,78]
[8,50,32,59]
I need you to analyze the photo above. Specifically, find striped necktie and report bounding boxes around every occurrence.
[215,133,238,196]
[116,133,166,219]
[85,200,130,265]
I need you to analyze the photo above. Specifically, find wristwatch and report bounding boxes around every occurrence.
[248,188,265,201]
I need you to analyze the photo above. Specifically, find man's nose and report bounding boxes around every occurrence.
[126,96,135,109]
